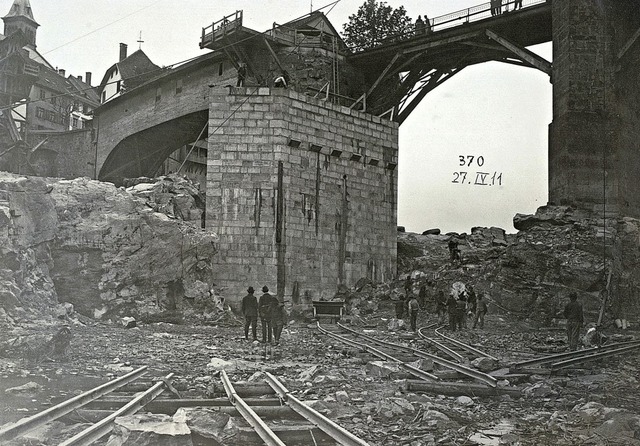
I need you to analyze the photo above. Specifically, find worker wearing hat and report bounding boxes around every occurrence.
[241,286,258,341]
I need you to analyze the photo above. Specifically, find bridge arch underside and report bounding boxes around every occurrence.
[99,110,209,185]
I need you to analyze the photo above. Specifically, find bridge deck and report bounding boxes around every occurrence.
[348,1,551,73]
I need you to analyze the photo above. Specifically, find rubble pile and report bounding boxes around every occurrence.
[0,172,218,330]
[395,205,640,324]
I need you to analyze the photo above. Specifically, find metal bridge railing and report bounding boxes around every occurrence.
[351,0,549,53]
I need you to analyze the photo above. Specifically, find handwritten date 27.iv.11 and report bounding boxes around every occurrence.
[452,155,503,186]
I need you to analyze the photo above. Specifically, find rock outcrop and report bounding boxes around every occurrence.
[0,173,218,329]
[397,205,640,323]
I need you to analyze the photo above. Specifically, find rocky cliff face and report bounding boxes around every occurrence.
[398,205,640,324]
[0,173,218,329]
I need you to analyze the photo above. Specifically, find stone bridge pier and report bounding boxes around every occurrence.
[206,87,398,302]
[549,0,640,216]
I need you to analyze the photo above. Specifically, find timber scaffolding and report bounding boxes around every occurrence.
[200,10,343,52]
[200,10,344,102]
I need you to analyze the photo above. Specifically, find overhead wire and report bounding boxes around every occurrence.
[42,0,164,55]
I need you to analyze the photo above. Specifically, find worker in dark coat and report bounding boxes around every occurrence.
[563,292,584,351]
[447,294,458,330]
[259,286,276,343]
[241,286,258,341]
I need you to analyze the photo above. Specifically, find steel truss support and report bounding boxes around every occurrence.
[485,29,552,75]
[396,66,465,125]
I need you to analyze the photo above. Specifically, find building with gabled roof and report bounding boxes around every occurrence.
[0,0,98,137]
[97,43,163,104]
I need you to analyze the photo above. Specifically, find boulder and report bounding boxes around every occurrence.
[365,361,402,379]
[105,413,192,446]
[175,407,239,445]
[422,228,441,235]
[471,357,498,372]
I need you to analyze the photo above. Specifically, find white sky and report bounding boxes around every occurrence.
[17,0,552,234]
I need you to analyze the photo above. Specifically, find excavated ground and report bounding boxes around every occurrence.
[1,302,639,446]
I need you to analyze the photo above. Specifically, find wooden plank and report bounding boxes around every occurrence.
[404,379,522,398]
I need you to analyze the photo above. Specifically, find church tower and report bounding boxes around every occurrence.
[3,0,39,48]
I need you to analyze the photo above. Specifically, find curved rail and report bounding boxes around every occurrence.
[434,326,498,361]
[264,372,370,446]
[221,370,285,446]
[0,366,149,443]
[316,322,440,382]
[336,323,497,388]
[417,327,464,362]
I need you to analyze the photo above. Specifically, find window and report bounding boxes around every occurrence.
[36,107,44,118]
[116,80,122,92]
[48,111,55,121]
[155,87,162,103]
[50,95,56,105]
[176,79,183,94]
[102,91,106,102]
[218,62,223,76]
[39,89,46,100]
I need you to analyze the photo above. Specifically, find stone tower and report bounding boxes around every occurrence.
[2,0,39,48]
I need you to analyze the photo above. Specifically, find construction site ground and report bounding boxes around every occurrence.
[1,302,639,446]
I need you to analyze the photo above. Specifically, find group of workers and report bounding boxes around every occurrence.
[396,278,489,332]
[491,0,523,16]
[241,286,287,345]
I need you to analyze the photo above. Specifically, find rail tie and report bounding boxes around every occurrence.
[58,372,175,446]
[0,365,148,443]
[264,372,371,446]
[220,370,286,446]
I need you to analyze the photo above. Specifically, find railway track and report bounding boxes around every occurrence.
[0,364,370,445]
[509,339,640,373]
[317,322,500,390]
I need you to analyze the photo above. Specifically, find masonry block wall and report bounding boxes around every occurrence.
[206,87,398,303]
[549,0,640,216]
[611,0,640,216]
[549,0,616,209]
[29,130,94,179]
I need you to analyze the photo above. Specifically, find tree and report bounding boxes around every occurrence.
[342,0,413,50]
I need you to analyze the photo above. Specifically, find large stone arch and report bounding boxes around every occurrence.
[98,110,208,185]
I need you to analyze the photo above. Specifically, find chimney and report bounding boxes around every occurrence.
[85,72,92,86]
[77,75,83,82]
[58,69,66,77]
[119,43,128,61]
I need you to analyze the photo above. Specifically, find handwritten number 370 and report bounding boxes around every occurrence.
[459,155,484,167]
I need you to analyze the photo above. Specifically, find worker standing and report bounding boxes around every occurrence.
[563,292,584,351]
[241,286,258,341]
[259,286,275,344]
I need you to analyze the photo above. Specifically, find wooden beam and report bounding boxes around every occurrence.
[263,38,286,73]
[618,25,640,60]
[485,29,551,75]
[350,53,402,110]
[404,379,522,398]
